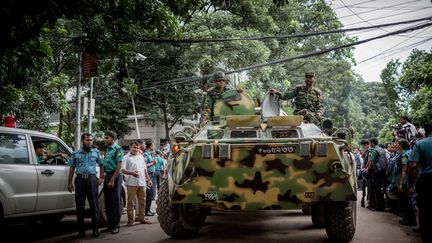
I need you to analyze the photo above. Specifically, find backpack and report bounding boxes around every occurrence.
[387,152,402,179]
[373,147,388,173]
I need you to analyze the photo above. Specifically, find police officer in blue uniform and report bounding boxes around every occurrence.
[67,133,104,238]
[101,131,124,234]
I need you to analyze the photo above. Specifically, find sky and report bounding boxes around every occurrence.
[330,0,432,82]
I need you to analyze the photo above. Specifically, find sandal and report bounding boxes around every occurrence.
[140,220,152,224]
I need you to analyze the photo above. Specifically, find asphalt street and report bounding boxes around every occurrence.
[0,193,421,243]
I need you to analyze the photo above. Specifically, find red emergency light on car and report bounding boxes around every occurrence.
[4,115,15,128]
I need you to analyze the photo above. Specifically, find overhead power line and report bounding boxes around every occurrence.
[358,26,432,64]
[339,0,418,38]
[139,16,432,43]
[139,21,432,91]
[337,0,421,19]
[358,36,432,65]
[332,0,377,10]
[344,8,432,27]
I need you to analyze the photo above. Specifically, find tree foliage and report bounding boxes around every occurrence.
[377,48,432,143]
[3,0,429,148]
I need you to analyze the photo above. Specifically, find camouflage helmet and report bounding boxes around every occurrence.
[212,71,228,82]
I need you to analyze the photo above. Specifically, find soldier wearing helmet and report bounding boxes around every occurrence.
[204,71,231,122]
[270,72,324,125]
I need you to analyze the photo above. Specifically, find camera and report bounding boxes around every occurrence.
[390,124,402,130]
[390,124,410,140]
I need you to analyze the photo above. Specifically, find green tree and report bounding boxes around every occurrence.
[400,49,432,125]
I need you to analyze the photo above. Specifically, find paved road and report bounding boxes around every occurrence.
[1,197,421,243]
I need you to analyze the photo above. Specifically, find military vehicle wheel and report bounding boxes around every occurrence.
[311,205,325,228]
[157,178,208,238]
[324,201,356,242]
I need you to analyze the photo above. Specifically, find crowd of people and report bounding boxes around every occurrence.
[353,116,431,243]
[67,131,169,238]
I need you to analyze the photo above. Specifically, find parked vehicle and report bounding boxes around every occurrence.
[0,127,125,225]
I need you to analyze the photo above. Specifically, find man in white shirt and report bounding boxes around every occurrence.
[399,116,417,142]
[121,141,152,225]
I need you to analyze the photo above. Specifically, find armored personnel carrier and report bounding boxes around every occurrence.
[157,90,357,242]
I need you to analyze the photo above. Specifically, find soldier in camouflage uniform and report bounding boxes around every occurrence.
[270,72,324,125]
[204,71,230,122]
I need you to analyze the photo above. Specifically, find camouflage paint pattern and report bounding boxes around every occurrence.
[168,90,356,210]
[169,139,356,210]
[280,84,324,125]
[282,84,324,115]
[206,86,229,120]
[213,90,255,119]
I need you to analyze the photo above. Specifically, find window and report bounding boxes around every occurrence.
[230,130,257,138]
[207,129,224,139]
[31,136,70,165]
[271,130,299,138]
[0,133,29,164]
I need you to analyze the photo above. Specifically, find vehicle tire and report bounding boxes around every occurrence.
[98,188,126,228]
[98,192,108,227]
[157,178,208,238]
[324,201,356,242]
[40,214,64,225]
[311,205,325,228]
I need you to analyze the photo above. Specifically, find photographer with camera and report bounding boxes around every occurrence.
[392,116,417,142]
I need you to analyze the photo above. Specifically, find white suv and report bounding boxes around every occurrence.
[0,127,78,224]
[0,127,126,225]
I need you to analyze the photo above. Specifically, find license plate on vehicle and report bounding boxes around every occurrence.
[204,191,218,201]
[255,146,295,154]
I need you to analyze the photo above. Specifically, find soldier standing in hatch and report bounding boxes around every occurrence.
[270,72,324,125]
[203,71,230,123]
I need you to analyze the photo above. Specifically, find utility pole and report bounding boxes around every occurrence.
[75,40,83,149]
[125,63,140,139]
[131,94,140,139]
[88,77,94,134]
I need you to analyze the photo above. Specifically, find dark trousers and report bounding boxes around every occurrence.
[103,173,122,229]
[74,174,99,231]
[155,170,162,191]
[371,172,385,210]
[367,176,375,208]
[400,189,416,223]
[416,173,432,243]
[361,178,367,207]
[145,173,157,213]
